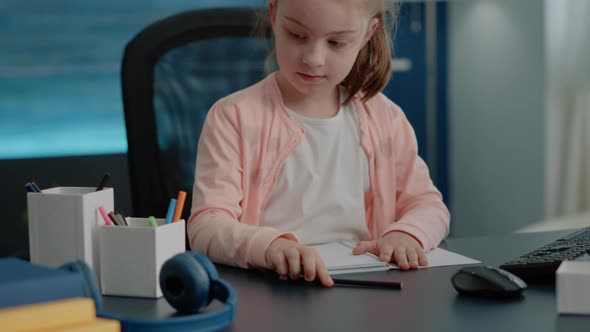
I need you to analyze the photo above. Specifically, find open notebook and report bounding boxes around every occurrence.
[311,241,480,275]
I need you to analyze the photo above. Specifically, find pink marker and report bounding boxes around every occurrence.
[98,206,114,225]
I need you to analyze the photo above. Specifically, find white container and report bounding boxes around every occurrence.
[27,187,114,279]
[99,218,186,298]
[557,260,590,315]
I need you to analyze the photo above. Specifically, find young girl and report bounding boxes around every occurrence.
[188,0,450,287]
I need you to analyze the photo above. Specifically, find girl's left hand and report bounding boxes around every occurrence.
[352,231,428,270]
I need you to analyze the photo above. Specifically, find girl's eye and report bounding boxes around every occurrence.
[289,32,305,40]
[329,40,345,48]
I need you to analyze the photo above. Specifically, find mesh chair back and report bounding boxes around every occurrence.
[122,7,270,219]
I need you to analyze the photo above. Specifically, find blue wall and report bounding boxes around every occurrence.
[0,0,255,159]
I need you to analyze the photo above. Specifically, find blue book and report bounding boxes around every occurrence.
[0,258,87,309]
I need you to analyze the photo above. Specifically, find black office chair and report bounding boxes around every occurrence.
[121,7,271,221]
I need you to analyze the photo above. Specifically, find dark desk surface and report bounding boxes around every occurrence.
[102,231,590,331]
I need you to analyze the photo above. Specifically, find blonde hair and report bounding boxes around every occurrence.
[255,0,400,104]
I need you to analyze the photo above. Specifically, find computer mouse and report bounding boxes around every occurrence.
[451,265,527,298]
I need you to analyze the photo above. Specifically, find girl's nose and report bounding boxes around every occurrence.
[302,43,325,68]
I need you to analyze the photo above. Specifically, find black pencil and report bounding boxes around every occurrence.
[332,278,402,290]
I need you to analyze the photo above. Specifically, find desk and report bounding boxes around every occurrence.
[102,231,590,331]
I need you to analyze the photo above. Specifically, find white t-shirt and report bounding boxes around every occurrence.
[261,97,370,245]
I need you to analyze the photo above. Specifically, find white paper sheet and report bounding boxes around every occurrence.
[391,247,481,269]
[312,241,480,275]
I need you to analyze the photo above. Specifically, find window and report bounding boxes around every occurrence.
[0,0,255,159]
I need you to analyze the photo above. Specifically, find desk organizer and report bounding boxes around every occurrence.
[27,187,114,279]
[99,218,185,298]
[557,260,590,315]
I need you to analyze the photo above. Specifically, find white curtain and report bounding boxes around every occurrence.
[546,0,590,217]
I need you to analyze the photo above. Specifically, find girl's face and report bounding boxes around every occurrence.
[270,0,378,99]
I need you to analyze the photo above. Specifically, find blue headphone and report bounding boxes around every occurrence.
[59,252,237,332]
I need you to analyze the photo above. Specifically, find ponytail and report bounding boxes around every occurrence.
[341,4,399,104]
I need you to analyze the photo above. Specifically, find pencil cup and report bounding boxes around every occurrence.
[27,187,114,279]
[99,218,186,298]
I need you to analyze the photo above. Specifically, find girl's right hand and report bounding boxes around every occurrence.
[265,237,334,287]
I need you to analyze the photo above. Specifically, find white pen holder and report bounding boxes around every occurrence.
[27,187,113,279]
[99,218,186,298]
[557,260,590,315]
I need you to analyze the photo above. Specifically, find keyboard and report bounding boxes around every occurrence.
[500,228,590,280]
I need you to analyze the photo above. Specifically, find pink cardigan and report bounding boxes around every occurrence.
[188,72,450,269]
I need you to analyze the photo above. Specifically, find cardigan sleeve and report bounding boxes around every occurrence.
[381,104,451,251]
[187,101,297,269]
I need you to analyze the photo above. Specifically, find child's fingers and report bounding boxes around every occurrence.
[315,257,334,287]
[406,248,419,269]
[418,249,428,266]
[353,240,377,255]
[378,243,394,262]
[394,248,410,270]
[276,255,289,277]
[300,247,317,281]
[269,251,288,276]
[285,247,302,279]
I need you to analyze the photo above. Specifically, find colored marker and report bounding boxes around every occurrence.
[114,212,127,226]
[96,173,111,191]
[172,191,187,222]
[148,216,158,229]
[118,211,128,226]
[165,198,177,224]
[108,212,120,226]
[98,206,113,225]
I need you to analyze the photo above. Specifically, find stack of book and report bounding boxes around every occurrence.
[0,258,91,309]
[0,297,119,332]
[0,258,119,331]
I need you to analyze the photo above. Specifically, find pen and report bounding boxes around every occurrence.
[98,206,114,225]
[24,182,38,193]
[172,191,186,222]
[165,198,177,224]
[96,172,111,191]
[31,182,42,192]
[331,278,402,290]
[148,216,158,229]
